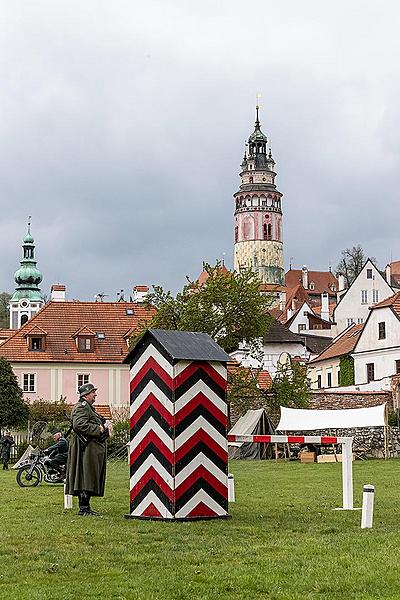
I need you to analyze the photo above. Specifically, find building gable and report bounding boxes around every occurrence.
[334,259,394,334]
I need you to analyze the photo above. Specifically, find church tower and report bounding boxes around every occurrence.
[9,219,44,329]
[233,105,284,285]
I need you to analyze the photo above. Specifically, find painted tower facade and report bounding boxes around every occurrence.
[234,106,284,285]
[9,220,44,329]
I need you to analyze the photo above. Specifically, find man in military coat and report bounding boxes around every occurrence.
[65,383,109,516]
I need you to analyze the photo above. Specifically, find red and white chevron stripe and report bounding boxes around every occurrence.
[128,335,229,520]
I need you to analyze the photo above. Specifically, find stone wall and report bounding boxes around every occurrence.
[306,390,394,457]
[310,390,393,411]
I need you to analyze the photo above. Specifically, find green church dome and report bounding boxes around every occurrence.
[11,219,44,303]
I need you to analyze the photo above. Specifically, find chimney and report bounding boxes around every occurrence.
[133,285,149,303]
[302,265,308,289]
[51,284,66,302]
[386,264,392,285]
[321,292,330,322]
[338,273,345,291]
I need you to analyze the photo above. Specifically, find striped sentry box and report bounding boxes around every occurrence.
[125,329,232,521]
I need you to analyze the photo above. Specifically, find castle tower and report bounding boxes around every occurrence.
[233,105,284,285]
[9,219,44,329]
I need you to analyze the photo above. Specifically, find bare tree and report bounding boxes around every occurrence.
[336,245,376,287]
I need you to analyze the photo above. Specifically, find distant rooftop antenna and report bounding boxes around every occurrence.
[117,289,125,302]
[95,293,108,302]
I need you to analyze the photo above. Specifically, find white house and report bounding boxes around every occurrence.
[334,259,394,335]
[230,318,331,377]
[351,291,400,385]
[285,297,335,338]
[308,323,363,389]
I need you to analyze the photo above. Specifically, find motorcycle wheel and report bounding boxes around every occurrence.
[16,465,41,487]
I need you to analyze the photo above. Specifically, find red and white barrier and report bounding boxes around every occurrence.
[227,434,354,510]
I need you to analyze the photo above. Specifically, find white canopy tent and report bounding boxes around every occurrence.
[277,404,386,431]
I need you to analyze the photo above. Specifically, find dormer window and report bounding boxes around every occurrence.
[31,337,43,351]
[24,326,47,352]
[72,326,96,353]
[78,336,94,352]
[309,282,315,290]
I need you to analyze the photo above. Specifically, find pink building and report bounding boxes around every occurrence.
[0,298,155,415]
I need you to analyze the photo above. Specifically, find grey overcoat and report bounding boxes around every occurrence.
[65,400,107,497]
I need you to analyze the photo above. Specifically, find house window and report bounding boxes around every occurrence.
[378,322,386,340]
[357,318,364,324]
[327,372,332,387]
[317,374,322,389]
[372,289,379,304]
[366,363,375,383]
[309,282,315,290]
[23,373,36,392]
[298,324,306,332]
[338,370,341,386]
[78,337,93,352]
[395,360,400,375]
[77,374,90,390]
[366,269,373,279]
[361,290,368,304]
[31,337,42,351]
[347,318,355,327]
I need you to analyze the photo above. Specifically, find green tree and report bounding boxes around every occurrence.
[28,396,69,424]
[0,292,11,329]
[227,366,266,421]
[339,355,355,386]
[142,262,273,352]
[0,357,29,433]
[269,361,311,421]
[336,245,376,287]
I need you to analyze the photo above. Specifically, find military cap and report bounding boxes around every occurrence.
[78,383,97,397]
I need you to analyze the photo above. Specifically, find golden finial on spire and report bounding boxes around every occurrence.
[256,93,261,108]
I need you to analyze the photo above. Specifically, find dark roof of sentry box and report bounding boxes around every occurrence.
[125,328,232,363]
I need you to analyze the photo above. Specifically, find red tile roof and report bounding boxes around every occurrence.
[390,261,400,275]
[313,302,336,318]
[94,404,112,420]
[0,301,155,363]
[227,361,272,390]
[310,323,364,364]
[197,264,230,286]
[285,269,338,295]
[372,290,400,313]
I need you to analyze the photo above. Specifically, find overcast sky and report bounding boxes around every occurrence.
[1,1,400,300]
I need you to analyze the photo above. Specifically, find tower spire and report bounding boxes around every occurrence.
[233,104,284,286]
[255,93,261,128]
[9,219,44,328]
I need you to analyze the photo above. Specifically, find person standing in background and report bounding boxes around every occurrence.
[0,431,15,470]
[65,383,109,516]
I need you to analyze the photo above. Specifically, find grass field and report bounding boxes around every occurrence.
[1,458,400,600]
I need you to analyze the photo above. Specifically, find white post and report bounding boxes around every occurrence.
[361,485,375,528]
[341,438,354,510]
[228,474,235,502]
[64,484,73,510]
